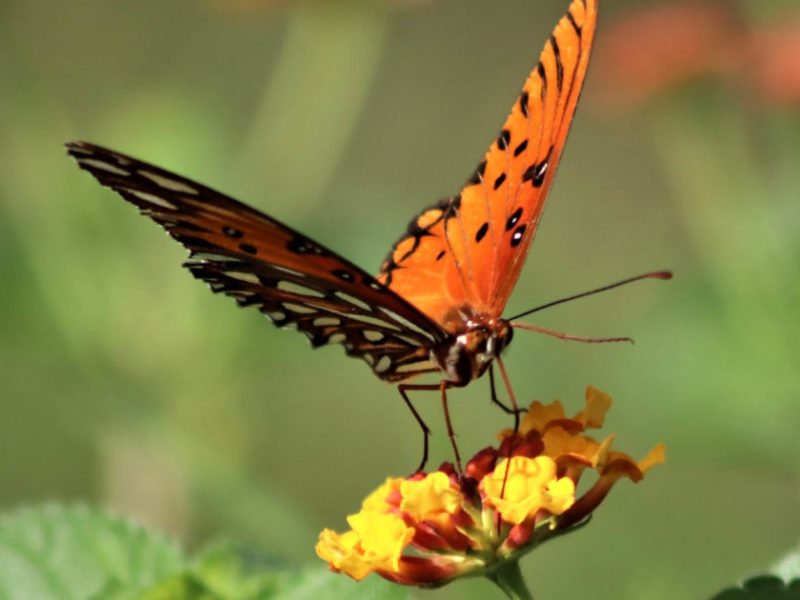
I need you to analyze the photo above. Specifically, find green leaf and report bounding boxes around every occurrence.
[138,574,219,600]
[711,546,800,599]
[0,505,408,599]
[267,567,411,600]
[711,575,800,599]
[0,503,185,600]
[185,541,410,600]
[190,541,284,598]
[773,546,800,582]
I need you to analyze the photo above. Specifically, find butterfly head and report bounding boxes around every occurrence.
[435,317,513,385]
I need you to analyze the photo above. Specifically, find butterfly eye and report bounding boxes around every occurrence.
[495,322,513,353]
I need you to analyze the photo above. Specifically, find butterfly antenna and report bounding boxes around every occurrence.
[507,270,672,321]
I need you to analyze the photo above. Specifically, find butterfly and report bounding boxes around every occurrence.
[67,0,667,469]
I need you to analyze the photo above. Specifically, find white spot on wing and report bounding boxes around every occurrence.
[79,158,130,176]
[125,189,177,210]
[329,333,346,344]
[375,356,392,373]
[226,271,260,284]
[282,302,317,315]
[272,265,306,278]
[278,281,325,298]
[350,314,400,330]
[313,317,340,327]
[379,308,437,342]
[140,170,199,195]
[190,253,240,263]
[321,307,400,331]
[335,292,372,312]
[363,330,385,342]
[397,334,423,346]
[69,145,93,156]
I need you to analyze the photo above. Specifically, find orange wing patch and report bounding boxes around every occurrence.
[378,0,598,330]
[378,197,468,333]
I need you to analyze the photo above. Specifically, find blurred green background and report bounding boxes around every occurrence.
[1,0,799,597]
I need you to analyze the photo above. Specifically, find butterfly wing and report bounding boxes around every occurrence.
[67,142,448,382]
[378,0,598,328]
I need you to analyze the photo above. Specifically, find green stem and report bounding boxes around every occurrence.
[487,560,533,600]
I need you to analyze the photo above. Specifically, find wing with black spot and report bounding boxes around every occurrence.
[378,0,598,326]
[67,141,447,382]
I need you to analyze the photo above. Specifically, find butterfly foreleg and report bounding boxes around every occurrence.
[398,381,463,473]
[495,356,521,512]
[438,381,463,474]
[495,356,521,441]
[488,365,527,417]
[398,383,437,473]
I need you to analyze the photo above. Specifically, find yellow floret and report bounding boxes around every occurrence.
[482,456,576,525]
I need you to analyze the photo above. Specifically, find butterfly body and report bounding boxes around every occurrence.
[430,313,513,386]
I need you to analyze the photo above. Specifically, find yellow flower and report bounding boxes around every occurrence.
[481,456,575,525]
[361,477,402,513]
[400,472,460,521]
[497,399,565,441]
[318,386,664,590]
[347,511,414,573]
[316,529,371,581]
[315,510,414,581]
[575,386,613,428]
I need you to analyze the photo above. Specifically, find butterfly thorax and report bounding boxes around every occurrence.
[431,312,512,386]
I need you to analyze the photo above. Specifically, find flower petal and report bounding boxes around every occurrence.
[482,456,575,525]
[575,386,613,428]
[400,472,461,521]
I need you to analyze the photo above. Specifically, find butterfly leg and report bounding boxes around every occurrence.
[495,356,520,510]
[398,383,438,473]
[438,381,463,473]
[489,365,526,416]
[398,382,463,473]
[495,357,521,442]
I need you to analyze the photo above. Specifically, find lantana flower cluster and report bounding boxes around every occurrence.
[316,387,665,587]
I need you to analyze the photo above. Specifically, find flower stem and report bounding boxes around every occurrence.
[487,560,533,600]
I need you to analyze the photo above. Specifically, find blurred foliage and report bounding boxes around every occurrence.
[0,504,185,599]
[712,576,800,600]
[0,504,409,599]
[1,0,799,598]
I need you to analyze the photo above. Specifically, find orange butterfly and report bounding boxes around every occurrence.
[67,0,668,469]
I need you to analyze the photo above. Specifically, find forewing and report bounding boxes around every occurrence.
[67,142,446,382]
[378,0,598,326]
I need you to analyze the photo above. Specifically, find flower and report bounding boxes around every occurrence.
[480,456,575,526]
[594,0,800,109]
[316,386,665,590]
[744,14,800,107]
